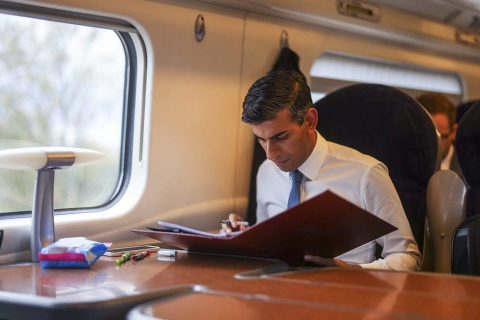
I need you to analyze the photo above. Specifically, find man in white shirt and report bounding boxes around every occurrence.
[226,71,421,271]
[417,93,462,177]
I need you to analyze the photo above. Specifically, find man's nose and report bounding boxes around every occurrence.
[265,140,279,160]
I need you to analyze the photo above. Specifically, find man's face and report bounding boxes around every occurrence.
[432,113,455,159]
[251,108,317,172]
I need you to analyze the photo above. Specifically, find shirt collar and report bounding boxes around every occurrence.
[440,144,455,170]
[298,131,327,181]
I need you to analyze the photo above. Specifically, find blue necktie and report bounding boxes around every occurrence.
[287,170,303,208]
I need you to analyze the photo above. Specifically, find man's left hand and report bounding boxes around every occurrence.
[304,255,361,269]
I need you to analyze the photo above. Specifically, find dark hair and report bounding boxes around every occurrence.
[241,71,313,124]
[417,93,456,129]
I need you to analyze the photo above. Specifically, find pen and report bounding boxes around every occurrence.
[131,250,150,261]
[221,219,249,226]
[115,252,132,266]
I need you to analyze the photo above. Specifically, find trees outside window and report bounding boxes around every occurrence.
[0,13,126,214]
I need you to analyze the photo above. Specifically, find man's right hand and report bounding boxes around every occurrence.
[221,213,249,234]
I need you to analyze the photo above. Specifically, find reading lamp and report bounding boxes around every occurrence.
[0,147,103,262]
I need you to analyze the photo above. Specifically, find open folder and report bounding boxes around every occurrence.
[132,190,397,264]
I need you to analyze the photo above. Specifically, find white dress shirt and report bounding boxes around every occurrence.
[440,144,454,171]
[256,132,421,271]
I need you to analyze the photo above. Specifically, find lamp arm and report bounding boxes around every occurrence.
[31,169,55,262]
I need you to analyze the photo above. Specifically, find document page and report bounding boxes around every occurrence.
[152,221,240,238]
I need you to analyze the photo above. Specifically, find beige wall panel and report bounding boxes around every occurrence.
[235,11,480,216]
[131,1,245,232]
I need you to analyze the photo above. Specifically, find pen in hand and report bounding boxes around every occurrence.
[221,214,249,233]
[221,219,249,227]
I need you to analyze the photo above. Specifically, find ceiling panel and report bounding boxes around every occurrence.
[370,0,480,32]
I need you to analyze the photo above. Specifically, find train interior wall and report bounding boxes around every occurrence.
[1,0,480,261]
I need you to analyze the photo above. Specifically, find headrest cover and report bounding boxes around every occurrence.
[314,84,437,185]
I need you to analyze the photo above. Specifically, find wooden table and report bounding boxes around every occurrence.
[1,251,479,319]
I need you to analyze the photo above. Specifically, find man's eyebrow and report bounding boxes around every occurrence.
[254,130,289,141]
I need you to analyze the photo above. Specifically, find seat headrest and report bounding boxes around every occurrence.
[456,101,480,187]
[314,84,437,185]
[456,100,478,124]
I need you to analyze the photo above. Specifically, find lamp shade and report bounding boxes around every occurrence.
[0,146,104,262]
[0,147,104,170]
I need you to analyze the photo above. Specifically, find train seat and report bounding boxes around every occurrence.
[452,101,480,275]
[456,100,477,124]
[314,84,438,250]
[421,99,480,272]
[452,214,480,275]
[456,101,480,218]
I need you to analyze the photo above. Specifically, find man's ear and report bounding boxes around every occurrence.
[451,123,458,138]
[448,123,458,142]
[304,107,318,130]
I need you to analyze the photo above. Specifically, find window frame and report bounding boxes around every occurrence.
[310,51,465,103]
[0,2,143,217]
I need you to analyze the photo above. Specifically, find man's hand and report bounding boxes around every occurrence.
[221,213,249,234]
[304,255,361,269]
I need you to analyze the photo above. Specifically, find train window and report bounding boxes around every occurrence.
[310,52,463,103]
[0,6,140,216]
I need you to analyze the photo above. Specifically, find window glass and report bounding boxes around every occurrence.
[310,52,463,104]
[0,13,126,213]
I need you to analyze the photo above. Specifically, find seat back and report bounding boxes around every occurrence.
[456,100,477,124]
[452,214,480,275]
[426,170,466,273]
[451,101,480,275]
[314,84,438,249]
[456,101,480,218]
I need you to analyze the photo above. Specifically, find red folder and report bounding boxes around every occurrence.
[132,190,397,264]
